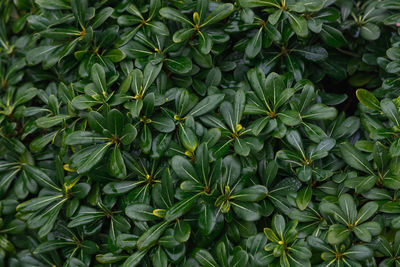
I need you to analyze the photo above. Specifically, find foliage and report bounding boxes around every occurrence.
[0,0,400,266]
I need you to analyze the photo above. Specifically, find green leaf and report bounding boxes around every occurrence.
[108,146,126,179]
[35,115,70,128]
[234,138,251,156]
[279,110,301,126]
[91,63,107,96]
[179,123,198,153]
[71,95,99,110]
[355,201,378,225]
[345,245,373,261]
[103,181,142,195]
[71,0,87,28]
[193,248,218,267]
[294,46,328,62]
[245,28,263,58]
[22,165,60,191]
[136,221,170,250]
[360,23,380,41]
[165,193,200,221]
[231,201,261,221]
[247,68,268,108]
[201,3,234,27]
[148,21,169,36]
[353,225,372,242]
[287,13,308,38]
[14,87,38,106]
[381,98,400,126]
[65,131,104,145]
[125,203,158,221]
[70,143,112,174]
[286,129,304,156]
[34,240,74,254]
[17,195,63,213]
[387,47,400,61]
[159,7,193,25]
[339,142,374,174]
[151,246,168,267]
[296,186,312,211]
[104,48,126,62]
[29,132,57,152]
[188,94,225,117]
[338,194,357,223]
[120,124,138,145]
[107,109,124,137]
[165,57,192,74]
[26,46,59,65]
[302,104,337,120]
[327,224,350,245]
[173,28,196,43]
[151,115,175,133]
[232,185,268,202]
[356,89,381,111]
[198,31,212,54]
[174,220,191,242]
[91,7,114,29]
[232,250,249,266]
[198,204,217,236]
[143,62,162,91]
[320,25,347,48]
[122,250,148,267]
[216,242,229,267]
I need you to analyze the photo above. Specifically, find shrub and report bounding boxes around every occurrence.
[0,0,400,266]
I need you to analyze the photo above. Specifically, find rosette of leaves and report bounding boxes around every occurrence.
[65,108,137,177]
[276,128,337,213]
[245,68,337,138]
[0,83,37,136]
[16,167,91,238]
[278,129,336,182]
[66,201,130,256]
[169,143,223,236]
[362,187,400,215]
[238,0,318,38]
[115,0,169,47]
[161,89,224,157]
[122,61,164,115]
[319,193,381,245]
[373,231,400,266]
[339,141,400,193]
[289,204,328,236]
[25,0,121,73]
[0,145,37,200]
[32,222,98,266]
[213,155,268,222]
[340,0,387,41]
[0,58,26,92]
[192,243,250,267]
[102,153,167,203]
[263,214,312,267]
[335,89,400,192]
[120,32,193,79]
[0,3,34,55]
[200,89,264,157]
[159,2,234,55]
[71,63,133,111]
[378,38,400,97]
[307,235,373,267]
[0,202,25,265]
[256,159,303,216]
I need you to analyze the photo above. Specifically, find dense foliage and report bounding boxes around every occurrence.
[1,0,400,266]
